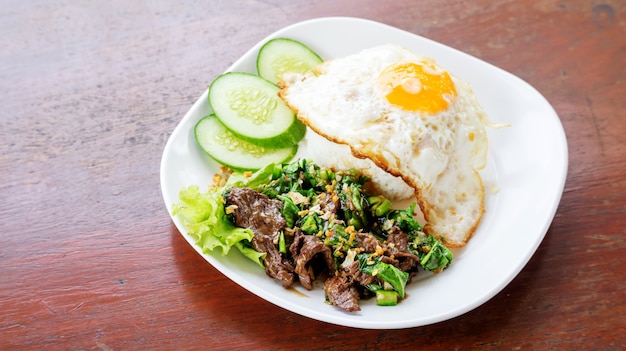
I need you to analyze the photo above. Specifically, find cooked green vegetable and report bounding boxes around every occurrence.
[368,195,393,217]
[358,253,409,299]
[375,290,399,306]
[172,159,453,309]
[277,194,299,228]
[278,231,287,254]
[300,213,321,235]
[411,233,454,272]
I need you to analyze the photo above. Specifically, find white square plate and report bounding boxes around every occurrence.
[160,17,568,329]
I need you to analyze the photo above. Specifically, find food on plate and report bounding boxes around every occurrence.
[172,159,453,311]
[208,72,306,148]
[256,38,323,84]
[194,114,297,171]
[176,39,495,311]
[279,44,490,246]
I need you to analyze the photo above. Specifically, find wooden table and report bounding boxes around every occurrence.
[2,1,624,349]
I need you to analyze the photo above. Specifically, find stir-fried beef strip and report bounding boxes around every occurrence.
[289,230,336,290]
[224,187,295,287]
[393,252,421,281]
[385,226,421,277]
[324,275,361,312]
[386,226,409,252]
[342,260,378,287]
[356,232,380,253]
[263,246,296,287]
[224,187,286,236]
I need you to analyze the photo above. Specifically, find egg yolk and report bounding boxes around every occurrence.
[377,62,457,114]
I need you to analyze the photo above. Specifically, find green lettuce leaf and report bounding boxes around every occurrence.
[172,185,265,268]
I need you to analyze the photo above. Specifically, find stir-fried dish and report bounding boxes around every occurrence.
[173,159,453,311]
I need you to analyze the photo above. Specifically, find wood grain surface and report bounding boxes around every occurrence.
[1,1,625,350]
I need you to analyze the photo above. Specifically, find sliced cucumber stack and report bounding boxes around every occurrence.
[256,38,323,84]
[208,72,306,148]
[196,38,322,171]
[195,114,297,172]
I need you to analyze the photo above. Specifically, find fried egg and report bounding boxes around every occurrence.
[279,44,490,247]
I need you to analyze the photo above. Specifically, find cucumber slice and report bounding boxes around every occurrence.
[194,114,297,171]
[256,38,323,84]
[208,72,305,148]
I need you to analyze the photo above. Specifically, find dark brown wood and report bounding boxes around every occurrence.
[2,0,625,349]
